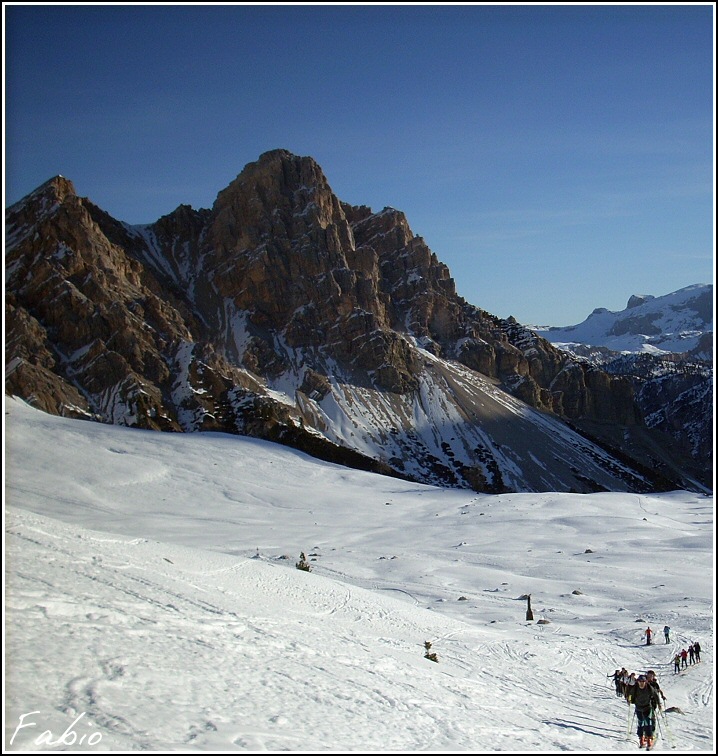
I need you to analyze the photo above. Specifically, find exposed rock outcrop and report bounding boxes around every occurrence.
[5,152,709,492]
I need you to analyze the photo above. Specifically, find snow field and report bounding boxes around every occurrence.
[4,397,714,751]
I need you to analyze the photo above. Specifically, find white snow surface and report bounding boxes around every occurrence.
[3,397,715,753]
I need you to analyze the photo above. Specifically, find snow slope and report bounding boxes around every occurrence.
[3,397,714,752]
[296,347,656,493]
[532,285,713,355]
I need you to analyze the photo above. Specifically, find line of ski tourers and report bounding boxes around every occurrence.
[608,668,667,750]
[671,642,701,671]
[608,636,703,751]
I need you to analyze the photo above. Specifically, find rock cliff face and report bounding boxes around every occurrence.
[5,151,709,492]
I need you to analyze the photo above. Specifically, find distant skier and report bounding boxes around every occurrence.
[693,640,701,662]
[619,666,629,695]
[673,653,681,674]
[663,625,670,643]
[645,626,653,646]
[623,671,637,701]
[688,643,695,664]
[680,648,688,668]
[608,669,623,697]
[627,675,661,749]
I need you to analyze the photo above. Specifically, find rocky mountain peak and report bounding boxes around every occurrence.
[6,151,711,493]
[6,175,79,241]
[627,294,655,309]
[215,149,336,213]
[29,174,77,204]
[210,148,348,259]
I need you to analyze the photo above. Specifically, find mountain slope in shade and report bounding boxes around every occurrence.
[533,285,713,357]
[4,151,710,492]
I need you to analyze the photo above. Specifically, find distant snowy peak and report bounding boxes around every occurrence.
[534,284,713,357]
[626,294,655,310]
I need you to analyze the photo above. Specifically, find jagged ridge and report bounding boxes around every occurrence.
[5,151,710,492]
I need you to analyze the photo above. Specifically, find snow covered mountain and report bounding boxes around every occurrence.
[4,397,714,751]
[533,285,713,358]
[531,286,713,481]
[4,151,710,491]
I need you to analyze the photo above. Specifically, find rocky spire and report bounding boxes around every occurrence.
[38,174,77,202]
[6,175,78,236]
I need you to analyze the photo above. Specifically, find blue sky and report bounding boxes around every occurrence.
[4,3,714,326]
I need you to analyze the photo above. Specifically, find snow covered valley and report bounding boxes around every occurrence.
[4,397,714,752]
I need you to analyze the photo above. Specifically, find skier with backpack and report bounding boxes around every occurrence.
[645,670,666,706]
[627,674,661,749]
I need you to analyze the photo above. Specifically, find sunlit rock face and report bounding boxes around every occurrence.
[5,152,708,492]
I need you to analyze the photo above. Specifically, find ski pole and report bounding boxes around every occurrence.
[654,715,666,740]
[660,709,674,748]
[626,704,635,738]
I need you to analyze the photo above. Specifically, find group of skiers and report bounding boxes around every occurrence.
[609,668,665,703]
[643,625,669,645]
[673,641,701,672]
[609,668,666,749]
[644,625,687,646]
[607,632,705,749]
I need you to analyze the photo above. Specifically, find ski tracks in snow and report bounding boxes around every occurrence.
[5,509,492,751]
[5,486,713,751]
